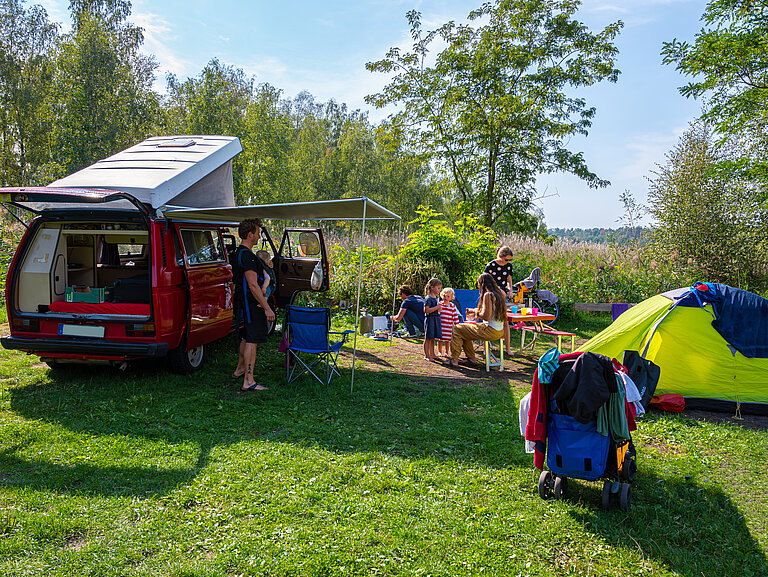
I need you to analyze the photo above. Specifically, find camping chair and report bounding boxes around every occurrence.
[285,306,354,385]
[453,289,479,321]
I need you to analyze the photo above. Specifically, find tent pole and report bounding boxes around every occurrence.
[391,217,403,326]
[351,198,367,392]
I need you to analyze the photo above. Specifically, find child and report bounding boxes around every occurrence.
[437,287,460,358]
[423,278,442,360]
[254,250,275,298]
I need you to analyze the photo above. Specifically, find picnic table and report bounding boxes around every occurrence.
[507,311,576,352]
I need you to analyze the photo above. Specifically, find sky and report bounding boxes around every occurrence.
[38,0,708,229]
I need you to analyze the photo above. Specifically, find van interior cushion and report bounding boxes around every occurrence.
[49,301,150,316]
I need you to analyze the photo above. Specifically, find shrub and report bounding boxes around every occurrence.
[325,244,450,315]
[400,206,497,288]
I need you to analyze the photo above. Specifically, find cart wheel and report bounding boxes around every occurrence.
[553,476,568,500]
[601,480,612,510]
[619,483,631,512]
[538,470,552,500]
[625,458,637,482]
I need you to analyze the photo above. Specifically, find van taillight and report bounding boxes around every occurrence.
[12,317,40,332]
[126,323,155,337]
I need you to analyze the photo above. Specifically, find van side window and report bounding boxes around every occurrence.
[180,228,225,265]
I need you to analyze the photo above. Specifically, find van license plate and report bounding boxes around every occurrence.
[58,324,105,338]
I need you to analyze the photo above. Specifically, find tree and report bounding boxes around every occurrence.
[366,0,622,227]
[661,0,768,185]
[647,122,767,290]
[165,58,253,137]
[49,0,159,177]
[0,0,59,185]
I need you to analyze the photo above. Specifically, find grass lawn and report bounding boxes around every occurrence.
[0,314,766,576]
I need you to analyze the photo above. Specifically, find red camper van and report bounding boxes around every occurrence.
[0,136,329,373]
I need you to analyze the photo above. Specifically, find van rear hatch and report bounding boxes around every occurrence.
[1,187,163,360]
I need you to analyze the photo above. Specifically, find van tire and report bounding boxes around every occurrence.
[169,341,205,374]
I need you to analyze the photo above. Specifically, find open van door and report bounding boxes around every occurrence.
[175,225,233,352]
[276,228,329,306]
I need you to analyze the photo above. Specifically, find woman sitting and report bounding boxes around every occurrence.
[448,273,507,367]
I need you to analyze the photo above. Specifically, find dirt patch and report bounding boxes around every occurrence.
[645,440,684,455]
[63,532,87,550]
[0,323,8,337]
[682,409,768,431]
[339,336,542,386]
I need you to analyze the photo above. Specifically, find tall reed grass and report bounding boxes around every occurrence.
[323,230,686,316]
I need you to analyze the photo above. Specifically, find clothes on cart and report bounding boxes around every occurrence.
[596,373,631,441]
[537,347,560,384]
[619,372,645,417]
[526,351,637,470]
[519,392,535,453]
[551,352,616,423]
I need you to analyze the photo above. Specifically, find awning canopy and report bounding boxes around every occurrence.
[160,197,400,223]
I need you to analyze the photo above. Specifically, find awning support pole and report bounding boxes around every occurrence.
[351,198,367,392]
[391,217,403,325]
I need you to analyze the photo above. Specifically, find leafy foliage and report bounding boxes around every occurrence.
[661,0,768,185]
[366,0,623,227]
[48,0,159,178]
[401,206,497,289]
[0,0,58,185]
[646,122,768,292]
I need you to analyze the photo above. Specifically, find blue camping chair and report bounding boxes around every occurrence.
[285,306,354,385]
[452,289,480,321]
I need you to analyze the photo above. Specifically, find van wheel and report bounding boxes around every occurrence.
[169,342,205,374]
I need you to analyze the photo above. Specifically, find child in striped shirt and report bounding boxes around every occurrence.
[437,287,461,358]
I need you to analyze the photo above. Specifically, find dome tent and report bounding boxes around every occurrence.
[578,283,768,414]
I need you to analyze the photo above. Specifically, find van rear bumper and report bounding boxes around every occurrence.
[0,336,169,358]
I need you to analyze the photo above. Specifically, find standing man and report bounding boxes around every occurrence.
[388,285,425,337]
[232,218,275,391]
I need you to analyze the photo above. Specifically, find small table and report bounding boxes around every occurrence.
[507,312,557,351]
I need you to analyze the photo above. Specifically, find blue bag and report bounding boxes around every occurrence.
[546,412,609,481]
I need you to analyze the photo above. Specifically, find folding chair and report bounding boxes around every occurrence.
[285,306,354,385]
[453,289,479,321]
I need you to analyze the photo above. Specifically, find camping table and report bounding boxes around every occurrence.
[507,312,557,351]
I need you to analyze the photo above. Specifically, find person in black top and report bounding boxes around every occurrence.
[483,245,515,356]
[231,218,275,391]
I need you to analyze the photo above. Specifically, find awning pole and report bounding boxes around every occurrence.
[351,198,367,392]
[391,217,403,329]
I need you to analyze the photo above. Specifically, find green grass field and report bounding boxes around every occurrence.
[0,318,766,576]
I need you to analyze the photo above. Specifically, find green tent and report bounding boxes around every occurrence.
[578,287,768,408]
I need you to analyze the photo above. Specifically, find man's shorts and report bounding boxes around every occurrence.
[239,306,269,344]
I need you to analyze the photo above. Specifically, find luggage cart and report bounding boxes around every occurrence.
[536,399,636,511]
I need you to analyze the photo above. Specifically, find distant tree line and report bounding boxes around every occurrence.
[548,227,646,245]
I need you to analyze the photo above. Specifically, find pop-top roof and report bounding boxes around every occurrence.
[48,135,242,209]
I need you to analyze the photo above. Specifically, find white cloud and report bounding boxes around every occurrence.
[616,125,688,182]
[131,12,194,81]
